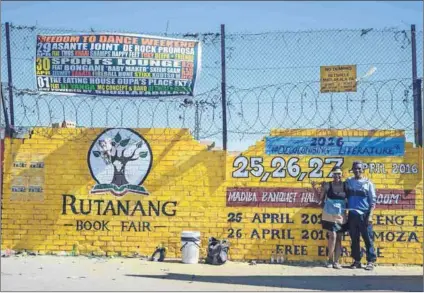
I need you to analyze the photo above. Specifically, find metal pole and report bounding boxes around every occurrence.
[220,24,228,151]
[194,101,199,140]
[1,87,11,137]
[416,79,423,147]
[411,24,422,146]
[411,25,417,81]
[5,22,15,130]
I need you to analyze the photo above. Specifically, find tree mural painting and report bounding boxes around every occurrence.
[88,129,152,196]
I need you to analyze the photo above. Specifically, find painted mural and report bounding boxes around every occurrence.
[1,128,422,265]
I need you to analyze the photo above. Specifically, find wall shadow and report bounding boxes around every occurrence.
[125,273,424,291]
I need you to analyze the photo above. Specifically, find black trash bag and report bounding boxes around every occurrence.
[205,237,229,265]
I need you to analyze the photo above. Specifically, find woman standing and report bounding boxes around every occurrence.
[312,167,347,269]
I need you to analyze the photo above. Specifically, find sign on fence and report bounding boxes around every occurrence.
[320,65,356,93]
[35,34,202,97]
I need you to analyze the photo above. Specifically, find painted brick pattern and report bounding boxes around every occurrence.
[0,128,422,265]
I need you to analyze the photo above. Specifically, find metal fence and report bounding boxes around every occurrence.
[1,23,422,150]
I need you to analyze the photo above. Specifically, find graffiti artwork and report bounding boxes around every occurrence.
[88,128,153,196]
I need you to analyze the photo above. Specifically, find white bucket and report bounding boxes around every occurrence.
[180,231,201,264]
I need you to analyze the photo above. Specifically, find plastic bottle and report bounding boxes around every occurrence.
[71,244,77,256]
[270,251,275,264]
[278,252,285,264]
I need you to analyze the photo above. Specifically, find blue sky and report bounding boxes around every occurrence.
[1,1,423,33]
[1,1,423,151]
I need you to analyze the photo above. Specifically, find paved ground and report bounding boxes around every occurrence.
[1,255,423,291]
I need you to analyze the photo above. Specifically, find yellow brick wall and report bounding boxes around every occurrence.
[225,129,423,265]
[1,127,422,265]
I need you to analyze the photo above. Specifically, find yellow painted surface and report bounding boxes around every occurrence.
[1,128,422,265]
[320,65,357,93]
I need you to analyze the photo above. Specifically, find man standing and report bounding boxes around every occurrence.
[345,161,377,270]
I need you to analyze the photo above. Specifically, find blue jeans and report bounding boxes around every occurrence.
[348,212,377,263]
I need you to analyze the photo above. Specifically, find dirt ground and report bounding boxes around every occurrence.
[1,255,423,291]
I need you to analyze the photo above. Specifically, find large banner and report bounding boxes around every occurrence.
[35,34,202,97]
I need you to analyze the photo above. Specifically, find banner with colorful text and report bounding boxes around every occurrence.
[35,33,202,97]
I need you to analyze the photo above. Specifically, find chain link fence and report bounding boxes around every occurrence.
[1,23,422,149]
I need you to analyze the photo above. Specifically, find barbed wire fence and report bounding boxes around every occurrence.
[1,23,422,150]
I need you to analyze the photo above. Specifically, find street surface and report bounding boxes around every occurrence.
[1,255,423,291]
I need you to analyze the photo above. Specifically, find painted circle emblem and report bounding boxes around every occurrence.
[87,128,152,196]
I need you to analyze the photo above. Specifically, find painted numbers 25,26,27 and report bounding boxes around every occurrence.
[232,156,344,181]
